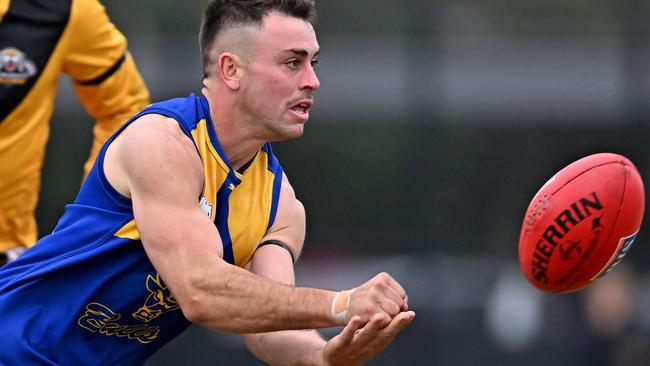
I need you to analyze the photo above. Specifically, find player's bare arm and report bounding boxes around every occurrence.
[251,173,408,323]
[243,172,324,365]
[103,114,343,333]
[243,174,415,366]
[105,114,397,334]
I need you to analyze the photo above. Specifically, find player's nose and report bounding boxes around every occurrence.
[301,65,320,91]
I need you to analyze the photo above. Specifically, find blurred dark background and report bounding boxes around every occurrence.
[38,0,650,365]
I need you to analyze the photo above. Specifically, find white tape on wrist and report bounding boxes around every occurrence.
[330,289,353,324]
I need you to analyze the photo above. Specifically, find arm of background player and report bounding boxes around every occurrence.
[243,174,416,366]
[104,114,397,334]
[63,0,150,177]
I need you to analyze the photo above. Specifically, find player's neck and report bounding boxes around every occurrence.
[202,88,265,172]
[221,134,264,172]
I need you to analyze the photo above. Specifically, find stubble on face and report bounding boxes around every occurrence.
[236,12,319,142]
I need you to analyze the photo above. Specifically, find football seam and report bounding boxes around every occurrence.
[550,160,628,197]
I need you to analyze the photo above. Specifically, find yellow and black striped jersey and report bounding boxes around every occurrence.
[0,0,149,251]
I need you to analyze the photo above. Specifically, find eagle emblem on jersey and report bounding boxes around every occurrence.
[77,273,180,344]
[131,273,180,323]
[0,47,37,86]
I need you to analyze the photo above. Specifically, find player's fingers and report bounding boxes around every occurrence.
[378,296,402,318]
[381,311,415,336]
[377,273,408,312]
[339,316,363,344]
[367,284,405,317]
[380,273,407,300]
[383,285,407,309]
[355,312,390,339]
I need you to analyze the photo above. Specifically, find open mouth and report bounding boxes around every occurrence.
[291,103,309,114]
[289,100,313,119]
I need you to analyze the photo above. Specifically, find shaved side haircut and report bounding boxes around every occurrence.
[199,0,317,76]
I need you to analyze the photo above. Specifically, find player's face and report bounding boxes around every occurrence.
[241,11,320,141]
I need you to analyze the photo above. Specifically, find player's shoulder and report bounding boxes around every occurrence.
[278,173,305,219]
[107,114,203,194]
[279,172,298,199]
[68,0,124,38]
[142,94,209,131]
[119,114,192,154]
[107,114,198,182]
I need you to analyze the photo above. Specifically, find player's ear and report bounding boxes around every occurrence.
[217,52,244,90]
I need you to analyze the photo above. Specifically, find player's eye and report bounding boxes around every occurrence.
[286,59,300,69]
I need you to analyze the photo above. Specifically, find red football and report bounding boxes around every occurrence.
[518,153,645,293]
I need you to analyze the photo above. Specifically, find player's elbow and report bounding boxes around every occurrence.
[181,300,248,333]
[171,275,208,323]
[176,285,218,326]
[176,277,239,331]
[178,296,208,324]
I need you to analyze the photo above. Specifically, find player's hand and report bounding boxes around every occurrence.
[321,311,415,366]
[345,272,408,326]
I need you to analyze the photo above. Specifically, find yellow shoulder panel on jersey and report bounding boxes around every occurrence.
[115,220,140,240]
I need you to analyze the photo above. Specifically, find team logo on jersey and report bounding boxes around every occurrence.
[77,273,180,344]
[132,273,180,322]
[0,47,37,86]
[78,302,160,344]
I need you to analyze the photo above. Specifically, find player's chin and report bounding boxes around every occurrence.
[285,130,305,141]
[278,123,306,140]
[270,127,304,143]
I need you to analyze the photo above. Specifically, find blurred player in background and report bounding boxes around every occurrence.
[0,0,150,265]
[0,0,414,364]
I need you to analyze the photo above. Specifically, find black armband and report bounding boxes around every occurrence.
[78,53,126,86]
[258,239,296,264]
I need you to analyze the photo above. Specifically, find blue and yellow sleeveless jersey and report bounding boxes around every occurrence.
[0,94,283,365]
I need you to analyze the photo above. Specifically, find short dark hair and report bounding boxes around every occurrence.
[199,0,317,75]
